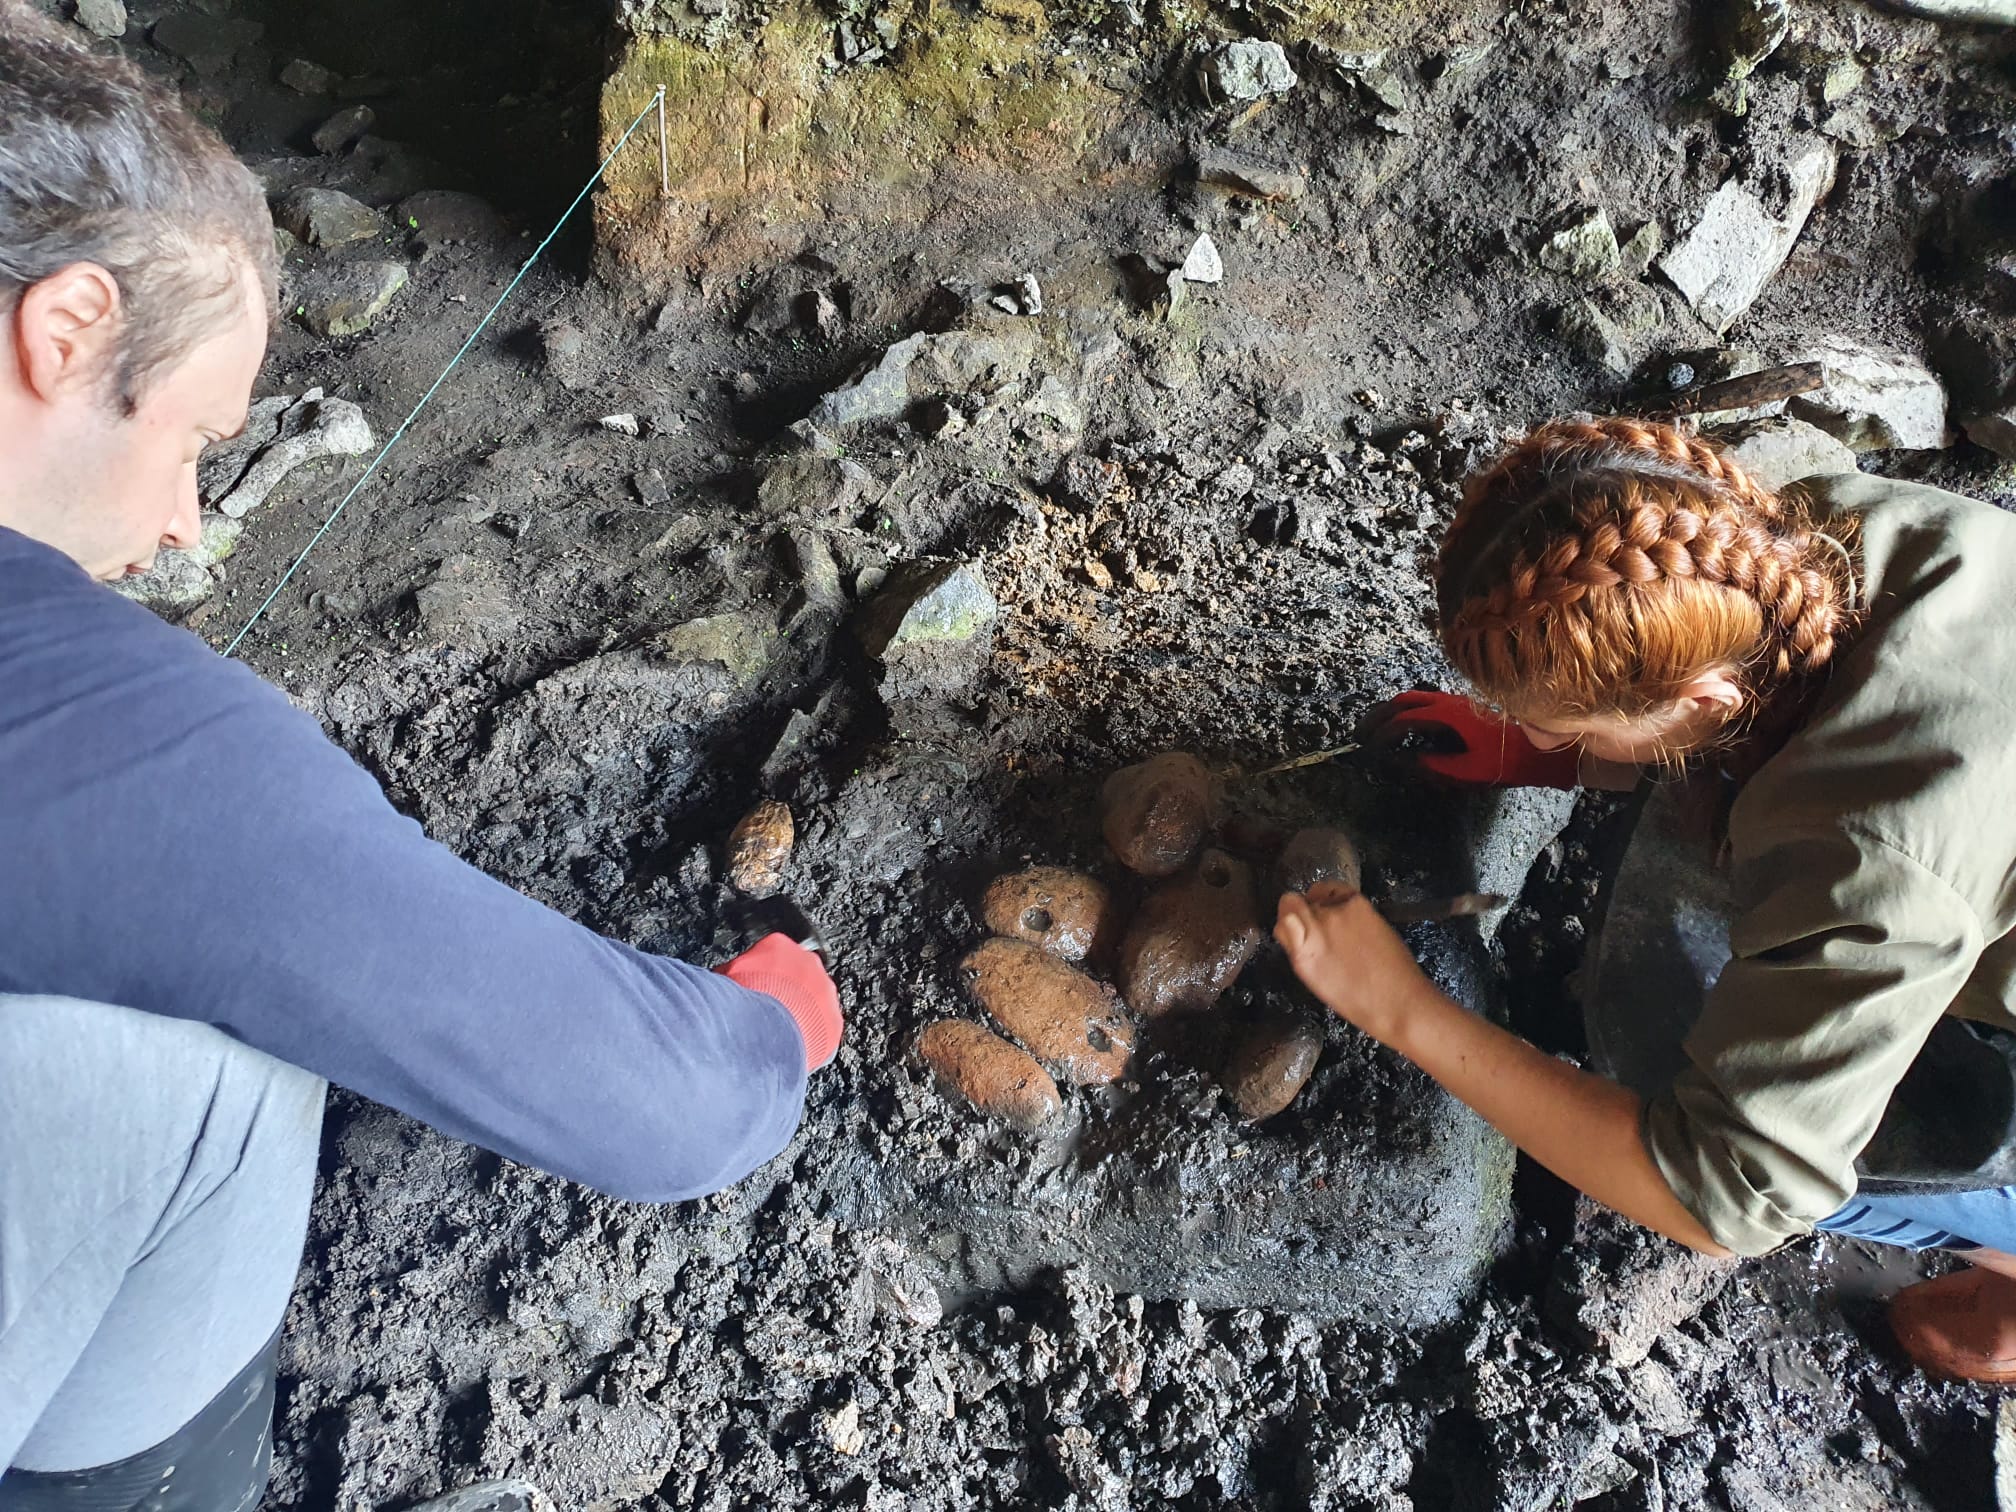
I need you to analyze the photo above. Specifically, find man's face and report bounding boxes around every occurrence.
[47,272,267,582]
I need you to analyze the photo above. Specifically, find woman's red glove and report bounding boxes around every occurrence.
[716,933,843,1071]
[1360,690,1582,789]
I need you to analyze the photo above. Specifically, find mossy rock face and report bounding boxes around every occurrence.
[595,1,1132,283]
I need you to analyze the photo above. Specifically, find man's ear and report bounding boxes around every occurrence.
[14,263,122,403]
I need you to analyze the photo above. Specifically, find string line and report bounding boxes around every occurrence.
[222,87,667,658]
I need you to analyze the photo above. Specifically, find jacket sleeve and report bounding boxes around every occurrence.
[1641,825,1985,1256]
[1,614,809,1204]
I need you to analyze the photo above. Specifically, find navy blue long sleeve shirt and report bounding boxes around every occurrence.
[0,527,808,1202]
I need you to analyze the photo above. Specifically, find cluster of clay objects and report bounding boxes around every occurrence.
[918,753,1362,1131]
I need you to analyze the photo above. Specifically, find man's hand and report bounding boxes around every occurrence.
[1360,690,1581,789]
[717,933,843,1071]
[1274,882,1442,1045]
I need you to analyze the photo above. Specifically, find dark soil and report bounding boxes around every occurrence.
[55,0,2016,1504]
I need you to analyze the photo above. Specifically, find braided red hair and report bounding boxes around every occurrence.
[1437,417,1857,724]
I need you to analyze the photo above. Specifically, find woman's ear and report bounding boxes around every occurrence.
[1677,670,1745,721]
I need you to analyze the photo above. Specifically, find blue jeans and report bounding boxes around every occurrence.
[1814,1187,2016,1253]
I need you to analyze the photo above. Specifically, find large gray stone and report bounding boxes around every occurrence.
[652,612,781,689]
[1713,414,1860,488]
[1202,39,1298,100]
[150,11,261,73]
[298,261,409,338]
[73,0,126,39]
[201,389,375,518]
[1659,142,1836,333]
[1886,0,2016,20]
[1539,208,1622,282]
[808,321,1040,429]
[1789,339,1951,451]
[273,186,383,248]
[392,1480,554,1512]
[1968,409,2016,461]
[857,561,999,701]
[113,514,244,613]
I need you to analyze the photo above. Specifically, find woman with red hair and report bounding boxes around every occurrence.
[1278,416,2016,1382]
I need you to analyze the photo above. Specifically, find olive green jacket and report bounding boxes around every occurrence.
[1641,472,2016,1256]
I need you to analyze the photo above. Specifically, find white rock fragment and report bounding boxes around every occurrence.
[1887,0,2016,20]
[1181,234,1224,284]
[598,412,641,436]
[820,1400,867,1456]
[1203,40,1298,101]
[201,389,375,519]
[1658,141,1836,333]
[1789,339,1951,451]
[1538,208,1621,282]
[113,513,246,612]
[73,0,127,38]
[1714,415,1859,489]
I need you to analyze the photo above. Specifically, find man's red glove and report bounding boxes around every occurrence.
[716,933,843,1071]
[1360,690,1581,788]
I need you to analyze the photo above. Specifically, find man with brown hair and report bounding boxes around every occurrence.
[0,8,842,1506]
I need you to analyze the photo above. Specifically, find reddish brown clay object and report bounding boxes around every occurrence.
[1225,1012,1324,1122]
[1118,849,1264,1019]
[1275,827,1362,899]
[960,937,1135,1085]
[918,1020,1062,1131]
[982,866,1122,964]
[1101,752,1213,878]
[725,799,794,897]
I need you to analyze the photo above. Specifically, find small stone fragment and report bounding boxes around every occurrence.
[598,412,641,436]
[539,320,592,390]
[73,0,126,39]
[821,1401,867,1456]
[1538,208,1621,282]
[918,1019,1063,1131]
[1619,220,1664,279]
[395,1480,556,1512]
[1195,147,1307,202]
[272,186,382,248]
[1275,827,1362,899]
[279,58,339,95]
[1181,234,1224,285]
[1118,850,1265,1019]
[311,105,375,155]
[961,937,1134,1085]
[1225,1012,1323,1122]
[1203,39,1298,101]
[982,867,1122,964]
[1102,752,1212,878]
[725,799,794,897]
[1717,0,1789,80]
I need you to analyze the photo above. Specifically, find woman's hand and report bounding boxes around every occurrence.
[1359,690,1583,789]
[1274,882,1441,1048]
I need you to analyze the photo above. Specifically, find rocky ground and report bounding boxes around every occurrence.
[38,0,2016,1504]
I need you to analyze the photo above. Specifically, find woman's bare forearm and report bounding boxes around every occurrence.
[1385,983,1732,1256]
